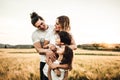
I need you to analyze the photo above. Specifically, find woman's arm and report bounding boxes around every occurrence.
[69,34,77,50]
[56,64,69,69]
[46,58,69,69]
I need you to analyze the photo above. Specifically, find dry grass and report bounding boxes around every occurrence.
[0,48,120,80]
[0,49,40,80]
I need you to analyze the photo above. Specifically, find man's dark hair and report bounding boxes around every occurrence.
[30,12,44,26]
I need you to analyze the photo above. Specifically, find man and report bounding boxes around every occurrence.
[30,12,55,80]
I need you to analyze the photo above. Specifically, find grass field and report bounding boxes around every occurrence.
[0,48,120,80]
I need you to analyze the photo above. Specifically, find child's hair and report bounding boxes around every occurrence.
[58,31,71,45]
[58,31,73,70]
[60,45,73,70]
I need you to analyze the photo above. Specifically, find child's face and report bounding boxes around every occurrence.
[56,46,65,55]
[55,35,61,45]
[60,46,65,55]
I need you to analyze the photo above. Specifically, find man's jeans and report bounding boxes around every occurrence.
[40,62,48,80]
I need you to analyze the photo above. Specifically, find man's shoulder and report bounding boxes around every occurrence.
[48,25,54,27]
[32,29,40,35]
[48,25,54,30]
[32,29,36,33]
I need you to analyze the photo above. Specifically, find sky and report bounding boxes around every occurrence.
[0,0,120,45]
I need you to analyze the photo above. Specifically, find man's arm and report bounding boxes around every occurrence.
[34,41,56,61]
[33,41,49,55]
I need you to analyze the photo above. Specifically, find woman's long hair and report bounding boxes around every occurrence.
[57,15,71,31]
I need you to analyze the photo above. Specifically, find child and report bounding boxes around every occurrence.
[46,31,74,80]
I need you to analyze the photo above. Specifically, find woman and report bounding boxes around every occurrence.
[43,15,77,79]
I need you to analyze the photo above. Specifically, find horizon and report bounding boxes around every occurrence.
[0,0,120,45]
[0,42,120,46]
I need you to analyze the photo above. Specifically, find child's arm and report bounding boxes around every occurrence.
[48,66,52,80]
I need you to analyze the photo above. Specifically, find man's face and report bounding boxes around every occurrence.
[35,19,46,30]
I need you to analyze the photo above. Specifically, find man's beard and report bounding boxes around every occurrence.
[39,28,45,31]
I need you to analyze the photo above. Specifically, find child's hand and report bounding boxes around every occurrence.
[43,44,49,49]
[49,44,57,52]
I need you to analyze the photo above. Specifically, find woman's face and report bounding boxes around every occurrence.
[54,19,62,32]
[35,19,47,30]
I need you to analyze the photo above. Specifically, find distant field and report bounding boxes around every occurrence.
[0,48,120,80]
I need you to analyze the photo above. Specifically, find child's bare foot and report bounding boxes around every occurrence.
[54,69,61,77]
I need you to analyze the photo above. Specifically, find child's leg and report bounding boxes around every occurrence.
[48,67,52,80]
[63,71,68,80]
